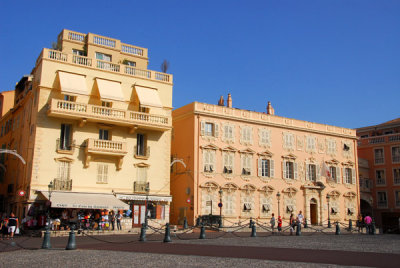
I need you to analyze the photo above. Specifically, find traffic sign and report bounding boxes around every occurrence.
[218,202,223,208]
[17,190,26,197]
[186,198,191,203]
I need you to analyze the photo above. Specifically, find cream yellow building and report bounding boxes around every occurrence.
[171,96,360,226]
[0,29,173,227]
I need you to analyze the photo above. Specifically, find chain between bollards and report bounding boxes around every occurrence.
[66,225,76,250]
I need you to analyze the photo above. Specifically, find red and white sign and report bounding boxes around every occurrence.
[186,198,191,203]
[18,190,26,197]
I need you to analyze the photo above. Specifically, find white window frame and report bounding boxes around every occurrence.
[223,152,234,175]
[283,160,297,180]
[283,132,295,151]
[240,126,253,145]
[326,139,337,155]
[241,153,253,176]
[306,136,317,153]
[57,161,71,181]
[137,166,148,182]
[258,128,271,147]
[222,123,235,143]
[203,150,216,173]
[258,158,274,178]
[306,163,317,181]
[96,52,112,62]
[200,121,219,138]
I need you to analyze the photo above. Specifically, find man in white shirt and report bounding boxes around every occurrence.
[297,211,304,224]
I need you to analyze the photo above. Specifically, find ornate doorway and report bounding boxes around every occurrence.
[310,198,318,225]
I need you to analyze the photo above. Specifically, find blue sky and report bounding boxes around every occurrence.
[1,0,399,128]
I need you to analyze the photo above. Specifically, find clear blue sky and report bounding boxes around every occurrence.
[1,0,399,129]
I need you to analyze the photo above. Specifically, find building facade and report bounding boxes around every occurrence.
[358,158,373,216]
[357,119,400,230]
[0,29,173,227]
[171,96,359,226]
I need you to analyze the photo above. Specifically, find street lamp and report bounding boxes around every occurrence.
[276,192,281,218]
[145,183,149,228]
[326,195,331,228]
[218,189,223,228]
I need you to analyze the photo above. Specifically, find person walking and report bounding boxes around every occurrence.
[364,214,372,234]
[8,213,18,239]
[110,210,115,231]
[297,211,304,225]
[289,213,295,235]
[1,217,8,240]
[357,214,364,233]
[116,211,122,231]
[270,213,276,234]
[277,216,282,232]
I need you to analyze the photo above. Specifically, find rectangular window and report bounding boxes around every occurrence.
[393,168,400,185]
[136,133,146,156]
[327,139,336,155]
[57,161,71,180]
[223,125,234,141]
[374,148,384,164]
[97,164,108,183]
[329,166,337,181]
[123,60,136,67]
[241,126,252,144]
[72,49,86,56]
[283,133,295,150]
[203,150,215,173]
[395,190,400,207]
[64,95,76,102]
[261,159,269,177]
[392,146,400,163]
[204,123,214,136]
[241,154,252,175]
[345,168,352,184]
[99,129,109,140]
[60,124,72,150]
[307,164,317,181]
[259,129,270,145]
[377,192,387,207]
[376,170,386,185]
[96,52,112,62]
[223,153,234,174]
[137,167,147,182]
[101,101,112,108]
[284,161,294,179]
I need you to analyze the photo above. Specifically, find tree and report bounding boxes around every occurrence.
[160,60,170,73]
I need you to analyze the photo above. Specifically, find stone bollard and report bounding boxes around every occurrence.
[251,224,257,237]
[163,223,172,242]
[296,222,301,236]
[199,224,206,239]
[41,226,52,249]
[348,219,352,231]
[371,221,376,235]
[335,222,340,235]
[196,217,201,227]
[304,218,308,228]
[139,223,147,242]
[66,226,76,250]
[183,217,188,229]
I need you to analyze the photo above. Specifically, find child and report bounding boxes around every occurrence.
[277,216,282,232]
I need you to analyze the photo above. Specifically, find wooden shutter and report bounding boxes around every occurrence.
[316,164,320,181]
[97,164,102,182]
[294,162,298,180]
[200,121,205,136]
[270,159,275,178]
[305,162,309,181]
[283,161,287,179]
[336,167,341,183]
[352,168,356,184]
[156,205,162,219]
[343,168,346,183]
[258,158,262,177]
[214,123,219,138]
[249,127,253,144]
[211,150,215,172]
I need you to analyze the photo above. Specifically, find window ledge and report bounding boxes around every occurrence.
[96,182,108,184]
[56,149,74,155]
[134,154,149,160]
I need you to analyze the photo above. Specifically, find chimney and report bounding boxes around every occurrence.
[218,95,224,106]
[267,101,275,115]
[227,93,232,108]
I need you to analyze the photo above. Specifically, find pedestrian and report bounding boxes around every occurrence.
[277,216,282,232]
[8,213,19,239]
[270,213,276,233]
[1,217,8,240]
[364,214,372,234]
[289,213,295,235]
[297,210,304,225]
[110,210,115,231]
[357,214,364,233]
[116,210,122,230]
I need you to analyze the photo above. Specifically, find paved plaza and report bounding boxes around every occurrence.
[0,231,399,267]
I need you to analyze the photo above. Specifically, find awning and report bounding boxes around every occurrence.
[116,194,172,202]
[96,78,124,101]
[40,191,129,210]
[135,85,163,108]
[58,71,88,95]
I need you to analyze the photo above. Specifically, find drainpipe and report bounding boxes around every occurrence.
[196,114,201,223]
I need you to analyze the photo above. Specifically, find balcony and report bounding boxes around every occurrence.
[53,178,72,191]
[134,145,150,159]
[47,99,171,131]
[85,138,127,170]
[37,48,172,83]
[133,181,149,193]
[358,133,400,146]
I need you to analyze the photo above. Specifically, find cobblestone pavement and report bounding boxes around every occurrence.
[0,232,399,267]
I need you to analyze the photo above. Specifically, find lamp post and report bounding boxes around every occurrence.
[327,195,331,228]
[276,192,281,218]
[145,183,149,228]
[218,189,223,228]
[42,181,53,249]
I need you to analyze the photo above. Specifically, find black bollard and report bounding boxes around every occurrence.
[296,222,301,236]
[348,219,352,231]
[371,220,376,235]
[196,217,201,227]
[249,218,253,228]
[304,218,308,228]
[199,224,206,239]
[328,219,332,228]
[139,223,147,242]
[66,225,76,250]
[183,217,188,229]
[218,218,222,229]
[251,224,257,237]
[335,222,340,235]
[163,223,172,242]
[41,226,52,249]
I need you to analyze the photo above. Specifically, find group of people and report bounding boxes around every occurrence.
[357,214,374,234]
[0,212,19,240]
[269,211,305,235]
